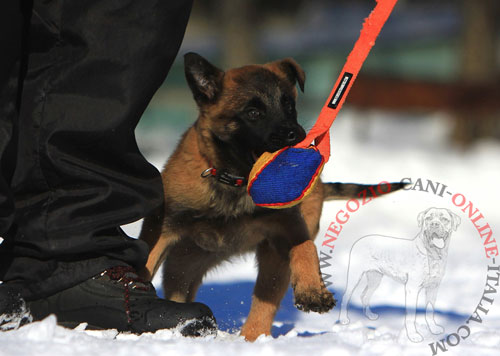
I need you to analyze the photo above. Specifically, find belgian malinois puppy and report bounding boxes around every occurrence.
[140,53,403,341]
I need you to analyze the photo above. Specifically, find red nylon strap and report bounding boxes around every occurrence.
[296,0,398,162]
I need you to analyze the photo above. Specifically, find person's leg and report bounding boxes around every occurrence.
[1,0,216,334]
[0,0,34,330]
[0,0,24,241]
[0,0,192,300]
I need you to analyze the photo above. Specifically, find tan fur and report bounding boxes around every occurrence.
[139,56,365,340]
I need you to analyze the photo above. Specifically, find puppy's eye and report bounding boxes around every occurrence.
[246,108,262,121]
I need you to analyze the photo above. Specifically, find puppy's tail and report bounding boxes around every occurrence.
[322,182,407,201]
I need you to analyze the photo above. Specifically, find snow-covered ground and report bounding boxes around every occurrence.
[1,110,499,355]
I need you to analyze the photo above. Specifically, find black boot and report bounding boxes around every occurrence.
[2,266,217,336]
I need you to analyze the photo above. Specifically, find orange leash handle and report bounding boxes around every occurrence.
[296,0,398,161]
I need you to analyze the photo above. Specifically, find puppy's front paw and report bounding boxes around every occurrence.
[294,287,336,313]
[240,323,269,342]
[407,330,424,343]
[428,322,445,335]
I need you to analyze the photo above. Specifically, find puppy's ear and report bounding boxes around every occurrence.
[417,211,425,228]
[417,208,431,228]
[448,210,461,231]
[268,58,306,93]
[184,52,224,105]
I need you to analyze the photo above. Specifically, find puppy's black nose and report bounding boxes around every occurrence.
[286,130,297,144]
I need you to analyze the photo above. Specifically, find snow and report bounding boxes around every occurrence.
[1,110,499,355]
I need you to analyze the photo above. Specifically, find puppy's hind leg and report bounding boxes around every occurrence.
[162,238,218,303]
[138,206,179,280]
[241,240,291,342]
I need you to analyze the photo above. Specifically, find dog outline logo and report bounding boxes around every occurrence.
[338,207,461,342]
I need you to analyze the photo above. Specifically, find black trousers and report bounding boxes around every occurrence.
[0,0,192,301]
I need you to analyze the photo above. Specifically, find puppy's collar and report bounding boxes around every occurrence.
[201,167,247,187]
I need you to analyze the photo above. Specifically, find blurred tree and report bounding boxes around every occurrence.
[461,0,497,84]
[218,0,257,67]
[452,0,499,145]
[191,0,302,67]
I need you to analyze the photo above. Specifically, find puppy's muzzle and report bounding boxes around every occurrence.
[269,125,306,149]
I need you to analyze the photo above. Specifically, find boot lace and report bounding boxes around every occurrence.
[99,266,152,326]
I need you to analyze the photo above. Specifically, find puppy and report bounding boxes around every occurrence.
[338,207,461,342]
[140,53,404,340]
